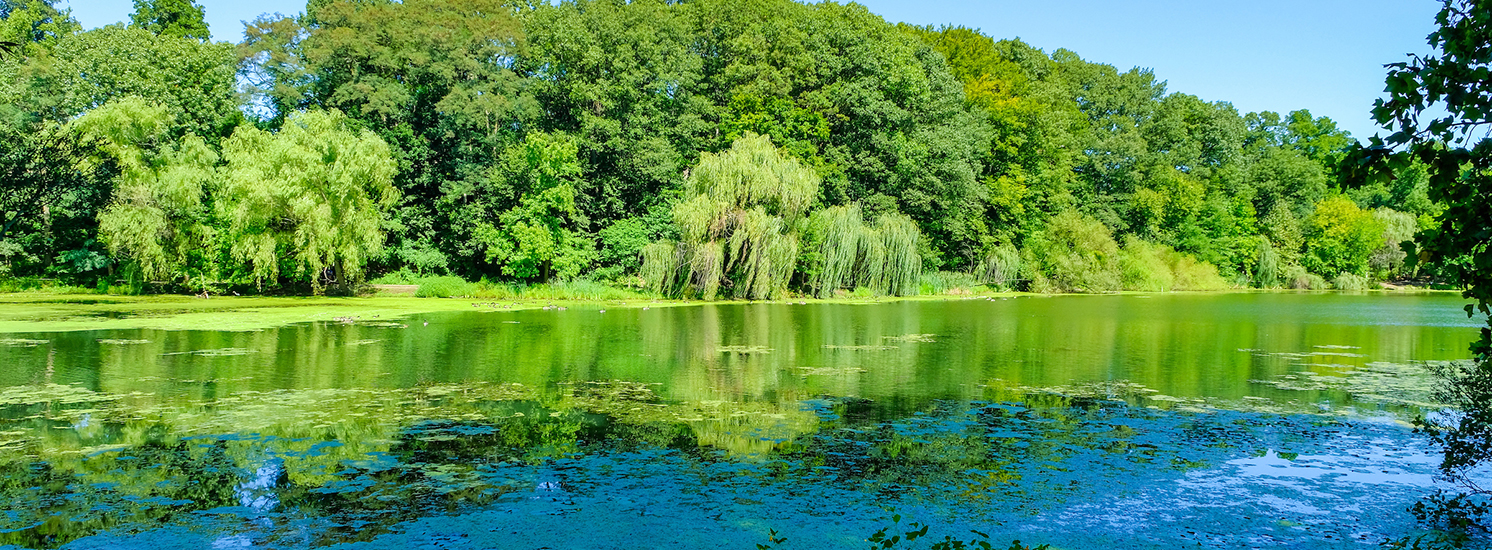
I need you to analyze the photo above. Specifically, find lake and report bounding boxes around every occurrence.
[0,292,1483,549]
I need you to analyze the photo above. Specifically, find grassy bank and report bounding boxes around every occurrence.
[0,274,1458,333]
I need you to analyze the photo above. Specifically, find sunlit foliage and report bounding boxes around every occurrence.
[220,109,398,292]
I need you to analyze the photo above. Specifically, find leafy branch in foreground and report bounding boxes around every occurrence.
[1347,0,1492,536]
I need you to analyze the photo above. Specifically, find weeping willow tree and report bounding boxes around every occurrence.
[220,109,398,293]
[805,204,922,298]
[83,98,220,288]
[641,133,815,300]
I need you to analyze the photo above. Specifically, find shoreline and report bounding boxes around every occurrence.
[0,286,1464,333]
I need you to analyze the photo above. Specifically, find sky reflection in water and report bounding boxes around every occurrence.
[0,293,1485,549]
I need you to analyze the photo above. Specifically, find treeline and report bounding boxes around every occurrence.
[0,0,1440,296]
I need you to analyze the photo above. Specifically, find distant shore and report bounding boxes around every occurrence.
[0,284,1462,334]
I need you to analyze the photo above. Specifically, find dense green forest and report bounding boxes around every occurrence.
[0,0,1443,297]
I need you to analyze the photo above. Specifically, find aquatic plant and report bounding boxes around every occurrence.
[867,516,1051,550]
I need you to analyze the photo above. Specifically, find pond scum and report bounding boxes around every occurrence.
[0,359,1481,549]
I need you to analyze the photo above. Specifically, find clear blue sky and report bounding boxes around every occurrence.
[58,0,1441,140]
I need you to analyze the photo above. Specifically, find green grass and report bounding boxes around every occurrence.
[0,276,102,295]
[918,271,981,295]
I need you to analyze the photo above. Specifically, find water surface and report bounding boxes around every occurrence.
[0,292,1482,548]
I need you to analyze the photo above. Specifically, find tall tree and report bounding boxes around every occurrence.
[129,0,208,42]
[287,0,532,276]
[24,25,238,141]
[80,98,219,287]
[220,110,398,293]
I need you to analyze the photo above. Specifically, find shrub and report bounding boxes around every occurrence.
[1369,208,1418,279]
[1022,211,1121,293]
[1332,272,1370,290]
[1253,239,1282,287]
[974,244,1021,290]
[1302,195,1386,278]
[919,271,980,295]
[1117,237,1228,292]
[415,276,477,298]
[1284,266,1327,290]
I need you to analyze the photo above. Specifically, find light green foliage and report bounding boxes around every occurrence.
[639,241,679,296]
[1253,239,1282,287]
[804,204,922,297]
[1281,109,1353,167]
[0,0,78,59]
[1118,237,1228,292]
[1022,211,1121,293]
[80,98,219,287]
[1302,195,1386,278]
[1332,272,1370,290]
[595,217,652,281]
[220,110,398,292]
[1283,265,1327,290]
[917,270,980,295]
[645,134,817,300]
[1259,202,1305,268]
[974,244,1022,289]
[477,132,595,281]
[27,25,237,140]
[1370,208,1418,278]
[236,14,312,125]
[413,276,476,298]
[129,0,208,41]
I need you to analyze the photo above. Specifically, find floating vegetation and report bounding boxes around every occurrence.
[1311,351,1367,358]
[162,347,255,357]
[97,338,151,345]
[1248,360,1457,408]
[882,333,936,343]
[716,345,772,354]
[0,338,47,347]
[986,379,1164,404]
[0,384,123,407]
[1314,345,1362,350]
[795,365,868,375]
[346,339,382,346]
[822,344,899,351]
[358,321,409,328]
[559,380,663,407]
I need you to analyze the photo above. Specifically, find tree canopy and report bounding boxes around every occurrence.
[0,0,1445,299]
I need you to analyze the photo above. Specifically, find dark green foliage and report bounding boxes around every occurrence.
[866,515,1050,550]
[1344,0,1492,534]
[0,0,1445,296]
[23,25,240,142]
[0,122,117,276]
